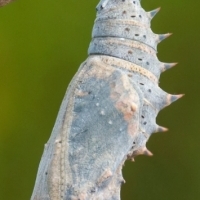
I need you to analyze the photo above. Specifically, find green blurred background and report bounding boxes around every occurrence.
[0,0,197,199]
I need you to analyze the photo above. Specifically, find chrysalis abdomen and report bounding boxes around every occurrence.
[88,0,182,155]
[31,0,182,199]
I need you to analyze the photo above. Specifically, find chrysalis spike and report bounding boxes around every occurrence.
[156,33,172,43]
[162,62,178,72]
[147,7,161,20]
[155,125,169,133]
[167,94,184,105]
[131,146,153,157]
[131,158,135,162]
[143,147,153,157]
[120,178,126,185]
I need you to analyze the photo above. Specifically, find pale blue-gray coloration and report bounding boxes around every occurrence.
[31,0,182,199]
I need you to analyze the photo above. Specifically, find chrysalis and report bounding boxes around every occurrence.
[31,0,183,199]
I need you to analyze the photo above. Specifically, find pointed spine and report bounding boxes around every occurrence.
[155,125,169,133]
[161,62,178,72]
[143,147,153,156]
[166,94,184,106]
[132,147,153,157]
[156,33,172,43]
[147,7,161,20]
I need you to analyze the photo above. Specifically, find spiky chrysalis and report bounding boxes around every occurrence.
[31,0,183,199]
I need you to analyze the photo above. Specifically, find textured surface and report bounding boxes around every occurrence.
[1,0,196,200]
[30,0,182,199]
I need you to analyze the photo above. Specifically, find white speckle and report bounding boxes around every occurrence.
[119,128,123,132]
[100,110,105,115]
[96,103,100,107]
[108,120,113,125]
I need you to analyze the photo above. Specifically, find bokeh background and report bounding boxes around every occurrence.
[0,0,198,199]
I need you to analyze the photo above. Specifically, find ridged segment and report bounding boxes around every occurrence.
[92,19,157,49]
[96,0,150,27]
[89,0,173,79]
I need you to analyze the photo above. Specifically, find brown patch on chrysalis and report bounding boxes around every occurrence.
[75,89,89,97]
[85,56,115,79]
[70,193,87,200]
[115,100,137,121]
[110,74,140,137]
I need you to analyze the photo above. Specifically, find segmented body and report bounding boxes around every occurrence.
[31,0,182,199]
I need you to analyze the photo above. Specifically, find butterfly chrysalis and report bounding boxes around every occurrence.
[31,0,183,199]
